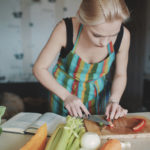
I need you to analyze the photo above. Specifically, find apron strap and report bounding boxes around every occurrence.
[107,41,114,55]
[72,24,83,53]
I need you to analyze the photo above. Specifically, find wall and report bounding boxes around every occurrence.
[1,0,150,112]
[0,0,81,83]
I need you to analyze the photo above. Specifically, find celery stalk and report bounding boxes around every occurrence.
[70,127,86,150]
[70,137,80,150]
[55,127,73,150]
[54,116,85,150]
[48,127,63,150]
[55,116,82,150]
[66,127,81,150]
[45,124,64,150]
[66,132,76,150]
[79,127,86,147]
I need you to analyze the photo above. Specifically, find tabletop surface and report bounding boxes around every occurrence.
[0,112,150,150]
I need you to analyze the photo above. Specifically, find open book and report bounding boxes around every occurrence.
[1,112,66,136]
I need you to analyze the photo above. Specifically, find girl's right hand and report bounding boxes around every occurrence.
[64,94,90,118]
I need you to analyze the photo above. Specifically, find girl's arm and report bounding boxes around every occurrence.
[33,20,71,101]
[105,27,131,120]
[33,20,90,117]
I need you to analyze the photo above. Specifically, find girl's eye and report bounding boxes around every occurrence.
[93,33,118,38]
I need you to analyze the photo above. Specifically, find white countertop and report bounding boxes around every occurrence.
[0,112,150,150]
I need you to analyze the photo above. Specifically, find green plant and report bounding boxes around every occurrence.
[0,106,6,135]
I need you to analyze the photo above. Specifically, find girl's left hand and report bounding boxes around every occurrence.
[105,102,128,120]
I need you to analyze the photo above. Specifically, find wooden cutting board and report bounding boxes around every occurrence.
[84,112,150,139]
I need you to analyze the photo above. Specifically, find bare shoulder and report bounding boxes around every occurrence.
[34,19,67,67]
[119,26,130,53]
[53,19,66,34]
[49,19,66,48]
[123,26,130,42]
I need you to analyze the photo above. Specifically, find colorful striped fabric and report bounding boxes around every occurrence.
[49,24,115,116]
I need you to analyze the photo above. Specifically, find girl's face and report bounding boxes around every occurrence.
[84,20,122,47]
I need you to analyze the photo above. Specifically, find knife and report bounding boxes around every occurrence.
[84,115,110,126]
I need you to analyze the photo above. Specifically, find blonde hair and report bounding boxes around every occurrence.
[77,0,130,25]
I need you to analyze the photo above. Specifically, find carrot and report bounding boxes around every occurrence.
[100,139,121,150]
[20,123,47,150]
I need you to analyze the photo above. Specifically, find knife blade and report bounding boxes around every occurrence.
[85,115,110,126]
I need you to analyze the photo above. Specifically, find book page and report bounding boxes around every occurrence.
[1,112,41,133]
[28,112,66,135]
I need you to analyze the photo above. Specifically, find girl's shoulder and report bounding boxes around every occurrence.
[55,17,80,45]
[118,26,130,53]
[123,26,130,40]
[50,19,67,48]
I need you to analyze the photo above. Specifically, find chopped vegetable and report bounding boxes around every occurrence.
[100,139,121,150]
[81,132,101,150]
[133,118,146,132]
[106,119,114,128]
[20,123,47,150]
[99,122,104,127]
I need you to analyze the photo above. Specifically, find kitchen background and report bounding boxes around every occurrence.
[0,0,150,119]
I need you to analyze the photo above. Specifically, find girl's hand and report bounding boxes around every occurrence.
[64,94,90,118]
[105,102,128,120]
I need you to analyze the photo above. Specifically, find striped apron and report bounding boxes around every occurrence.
[49,24,115,116]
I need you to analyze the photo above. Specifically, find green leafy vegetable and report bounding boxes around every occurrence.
[0,106,6,135]
[0,106,6,118]
[45,115,85,150]
[55,116,84,150]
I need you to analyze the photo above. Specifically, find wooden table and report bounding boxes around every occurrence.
[0,113,150,150]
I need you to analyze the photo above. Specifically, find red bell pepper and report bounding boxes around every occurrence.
[133,118,146,132]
